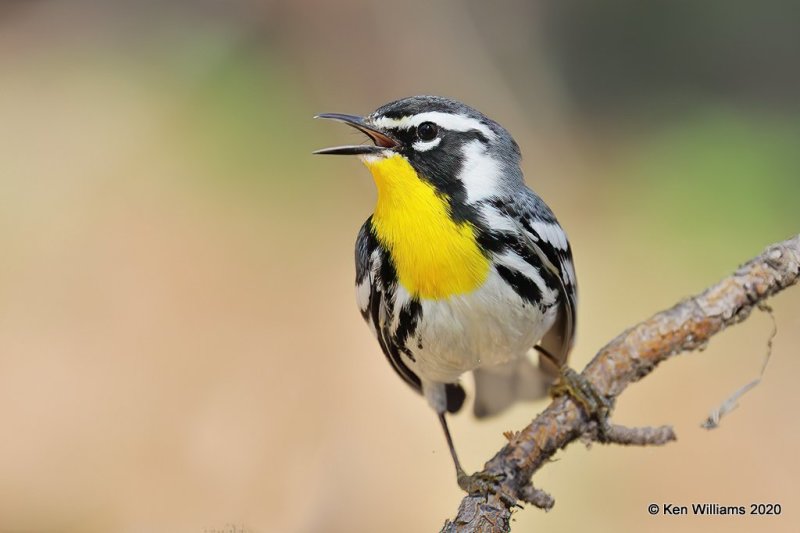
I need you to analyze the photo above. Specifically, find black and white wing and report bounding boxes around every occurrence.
[490,191,578,369]
[355,217,423,393]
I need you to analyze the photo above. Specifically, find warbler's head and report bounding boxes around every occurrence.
[314,96,524,208]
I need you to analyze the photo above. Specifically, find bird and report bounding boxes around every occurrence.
[313,95,578,492]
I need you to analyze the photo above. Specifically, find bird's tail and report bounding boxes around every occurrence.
[472,351,554,418]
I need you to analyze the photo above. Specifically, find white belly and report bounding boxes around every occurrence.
[399,267,558,383]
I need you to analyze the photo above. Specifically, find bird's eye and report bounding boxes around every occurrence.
[416,122,438,142]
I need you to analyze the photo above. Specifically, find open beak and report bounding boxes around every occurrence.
[313,113,398,155]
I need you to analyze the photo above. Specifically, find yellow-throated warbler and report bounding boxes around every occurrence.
[314,96,577,491]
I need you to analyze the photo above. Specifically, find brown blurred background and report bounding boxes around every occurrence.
[1,1,798,532]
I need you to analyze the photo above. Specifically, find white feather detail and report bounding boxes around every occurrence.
[359,150,395,164]
[561,256,577,286]
[390,285,412,331]
[530,220,569,251]
[459,140,502,204]
[356,249,381,330]
[479,203,519,233]
[356,278,370,313]
[412,137,442,152]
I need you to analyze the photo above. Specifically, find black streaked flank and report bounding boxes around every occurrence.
[399,346,416,362]
[476,227,561,293]
[506,236,562,290]
[394,299,422,359]
[378,247,397,309]
[486,193,575,301]
[495,264,543,305]
[475,228,508,254]
[354,217,378,285]
[371,285,421,392]
[360,219,422,394]
[383,333,422,391]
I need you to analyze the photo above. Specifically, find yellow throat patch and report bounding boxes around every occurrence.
[363,154,490,300]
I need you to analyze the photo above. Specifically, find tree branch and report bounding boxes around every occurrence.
[442,234,800,532]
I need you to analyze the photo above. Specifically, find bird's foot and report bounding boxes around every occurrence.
[457,469,517,507]
[457,469,501,494]
[551,366,613,440]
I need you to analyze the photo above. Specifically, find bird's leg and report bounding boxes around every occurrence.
[437,413,503,494]
[534,345,612,437]
[551,365,613,440]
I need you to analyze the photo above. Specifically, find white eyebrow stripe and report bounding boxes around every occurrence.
[372,112,496,140]
[412,137,442,152]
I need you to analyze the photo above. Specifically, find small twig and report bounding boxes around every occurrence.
[701,302,778,429]
[757,303,778,377]
[596,423,677,446]
[518,484,554,511]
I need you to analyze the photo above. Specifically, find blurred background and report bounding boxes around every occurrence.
[1,1,798,532]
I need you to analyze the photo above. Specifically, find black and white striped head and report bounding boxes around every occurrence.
[314,96,525,206]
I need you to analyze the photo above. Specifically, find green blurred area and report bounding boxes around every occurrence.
[610,109,800,273]
[178,51,311,185]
